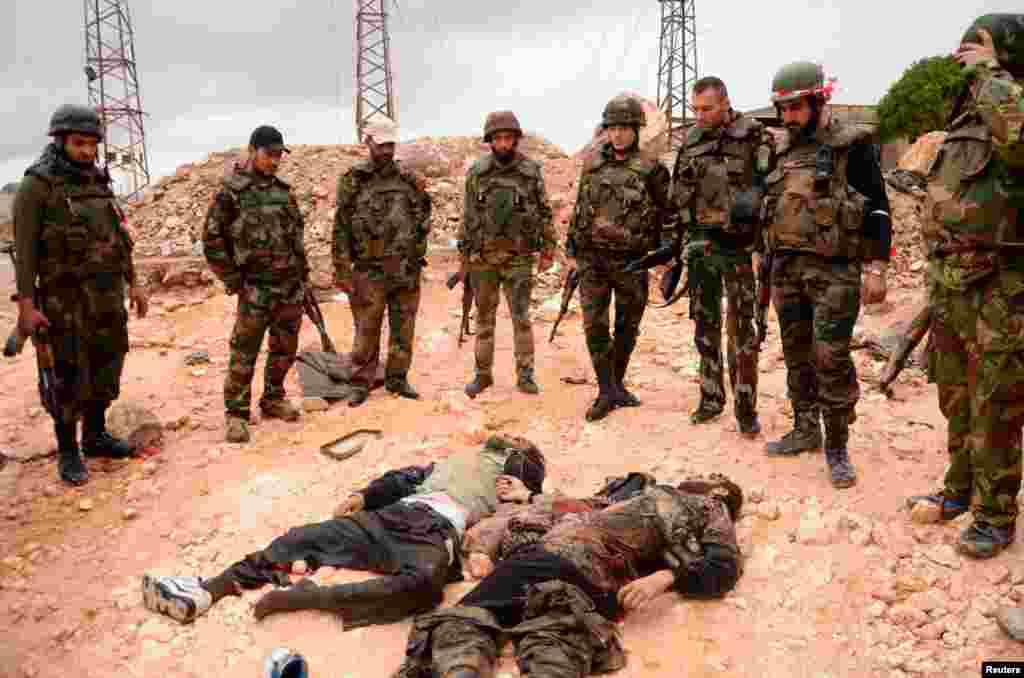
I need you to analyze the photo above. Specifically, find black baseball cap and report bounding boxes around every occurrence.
[249,125,290,153]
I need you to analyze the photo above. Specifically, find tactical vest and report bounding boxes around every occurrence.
[349,163,423,261]
[414,446,509,528]
[464,155,543,255]
[32,171,131,287]
[763,121,869,260]
[576,152,661,254]
[224,172,306,283]
[674,115,761,243]
[921,109,1024,287]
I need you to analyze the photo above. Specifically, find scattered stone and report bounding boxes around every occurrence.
[907,589,947,613]
[184,351,210,366]
[986,565,1011,586]
[997,606,1024,641]
[921,544,961,570]
[747,487,766,504]
[796,511,835,546]
[190,368,207,377]
[889,604,928,628]
[757,502,781,521]
[122,508,138,521]
[915,622,944,641]
[106,401,164,451]
[78,499,94,512]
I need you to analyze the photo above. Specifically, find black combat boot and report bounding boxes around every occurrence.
[586,359,616,422]
[516,368,540,395]
[823,411,856,488]
[612,345,640,407]
[81,403,136,458]
[386,376,420,400]
[465,373,494,399]
[736,393,761,436]
[56,420,89,486]
[690,400,723,424]
[765,409,822,456]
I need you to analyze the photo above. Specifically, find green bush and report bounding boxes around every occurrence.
[877,56,964,143]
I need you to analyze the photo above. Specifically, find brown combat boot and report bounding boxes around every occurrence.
[260,399,301,422]
[516,368,540,395]
[586,359,615,422]
[465,373,494,399]
[765,409,821,456]
[225,416,250,443]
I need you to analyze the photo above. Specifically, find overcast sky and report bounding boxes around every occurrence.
[1,1,1014,187]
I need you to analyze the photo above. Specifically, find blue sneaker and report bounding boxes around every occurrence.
[263,648,308,678]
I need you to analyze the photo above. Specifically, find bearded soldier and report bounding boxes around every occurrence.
[906,15,1024,561]
[334,117,432,407]
[759,62,892,489]
[672,76,764,436]
[566,95,673,422]
[203,125,307,443]
[13,104,148,485]
[459,111,556,398]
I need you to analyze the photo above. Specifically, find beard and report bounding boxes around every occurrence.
[493,148,516,164]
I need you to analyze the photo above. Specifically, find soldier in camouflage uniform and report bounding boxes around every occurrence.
[906,15,1024,559]
[390,474,743,678]
[334,117,432,407]
[672,76,764,435]
[13,104,148,485]
[567,95,673,422]
[203,125,307,443]
[459,111,557,398]
[760,62,892,489]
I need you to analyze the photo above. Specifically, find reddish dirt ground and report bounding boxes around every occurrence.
[1,250,1023,678]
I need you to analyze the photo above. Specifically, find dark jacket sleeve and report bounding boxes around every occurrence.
[357,463,435,510]
[13,175,48,299]
[847,140,892,262]
[661,497,742,599]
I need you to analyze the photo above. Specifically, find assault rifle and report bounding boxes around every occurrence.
[756,251,773,346]
[878,304,932,395]
[303,287,337,354]
[446,269,475,346]
[548,268,579,342]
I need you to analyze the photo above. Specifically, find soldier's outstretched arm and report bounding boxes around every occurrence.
[356,463,436,510]
[12,177,51,335]
[202,190,242,292]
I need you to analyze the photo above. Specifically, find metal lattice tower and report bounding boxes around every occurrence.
[83,0,150,197]
[355,0,396,142]
[656,0,699,151]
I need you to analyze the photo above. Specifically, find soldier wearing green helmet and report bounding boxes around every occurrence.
[13,104,148,485]
[905,14,1024,563]
[458,110,557,399]
[566,95,673,422]
[759,61,892,490]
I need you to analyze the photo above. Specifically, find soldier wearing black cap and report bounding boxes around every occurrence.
[13,104,148,486]
[202,124,309,443]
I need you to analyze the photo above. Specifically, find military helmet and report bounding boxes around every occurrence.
[770,61,830,104]
[483,111,523,143]
[962,14,1024,77]
[47,104,104,139]
[601,95,646,128]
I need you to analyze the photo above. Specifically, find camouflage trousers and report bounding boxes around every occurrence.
[688,243,759,420]
[771,254,861,420]
[42,275,129,425]
[349,266,421,389]
[393,581,624,678]
[925,270,1024,528]
[470,263,535,377]
[225,281,303,418]
[578,251,649,372]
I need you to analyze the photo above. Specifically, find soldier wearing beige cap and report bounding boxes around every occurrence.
[333,116,433,407]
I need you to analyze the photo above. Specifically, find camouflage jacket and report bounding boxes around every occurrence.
[459,151,556,268]
[568,142,673,256]
[672,112,764,250]
[333,159,432,283]
[202,165,308,292]
[14,144,136,295]
[923,60,1024,290]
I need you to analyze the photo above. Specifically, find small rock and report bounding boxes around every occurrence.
[78,499,94,512]
[797,511,835,545]
[747,487,766,504]
[183,351,210,366]
[895,575,929,594]
[986,564,1011,586]
[915,622,944,641]
[997,606,1024,641]
[889,604,928,628]
[757,502,781,521]
[190,368,207,377]
[908,589,948,613]
[302,398,329,413]
[850,528,873,547]
[868,601,887,618]
[42,485,59,498]
[921,544,961,570]
[974,595,999,618]
[122,508,138,521]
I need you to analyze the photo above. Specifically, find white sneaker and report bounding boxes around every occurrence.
[141,573,213,623]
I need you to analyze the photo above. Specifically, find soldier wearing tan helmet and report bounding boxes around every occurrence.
[13,104,148,485]
[333,116,433,407]
[566,95,673,422]
[759,62,891,489]
[458,111,556,398]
